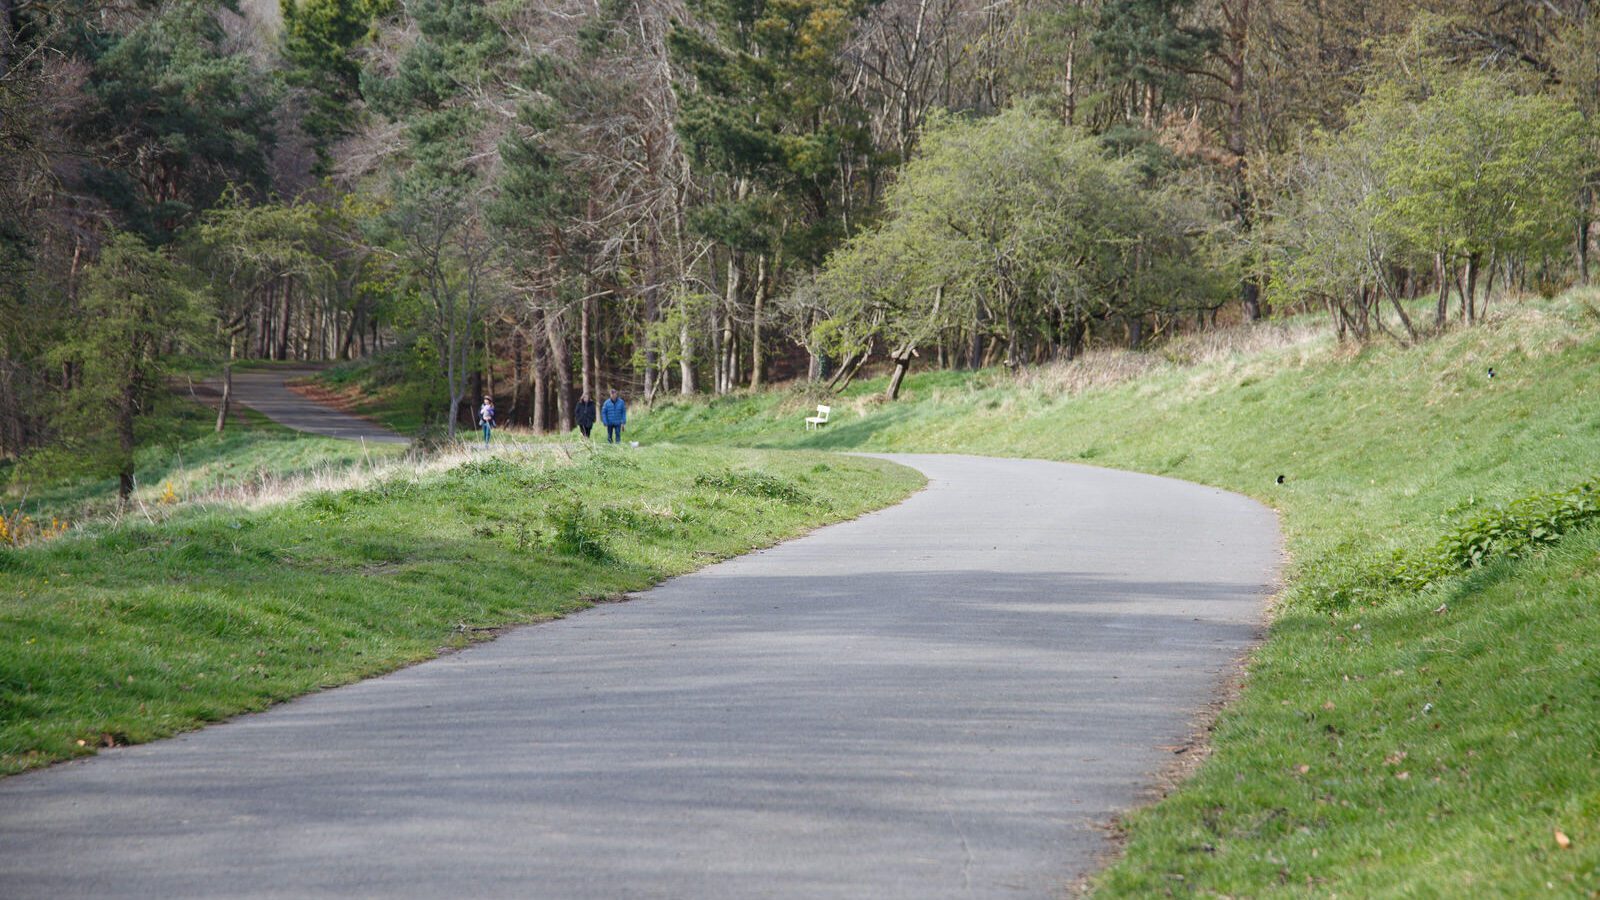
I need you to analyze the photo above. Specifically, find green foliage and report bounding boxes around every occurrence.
[1438,481,1600,568]
[281,0,393,165]
[816,106,1223,363]
[669,0,872,265]
[1092,0,1216,99]
[1309,479,1600,612]
[546,497,612,561]
[45,233,209,496]
[81,0,279,241]
[1371,71,1588,265]
[1275,64,1591,319]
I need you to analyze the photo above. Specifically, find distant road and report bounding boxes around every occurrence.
[208,367,408,444]
[0,454,1279,898]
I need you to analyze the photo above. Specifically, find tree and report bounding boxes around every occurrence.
[1371,72,1587,324]
[50,232,207,499]
[281,0,393,167]
[816,106,1218,391]
[79,0,279,242]
[187,193,331,431]
[362,0,510,437]
[670,0,876,390]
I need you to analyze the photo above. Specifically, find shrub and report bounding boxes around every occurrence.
[546,498,611,561]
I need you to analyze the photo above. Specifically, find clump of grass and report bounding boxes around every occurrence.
[694,469,811,504]
[546,497,612,561]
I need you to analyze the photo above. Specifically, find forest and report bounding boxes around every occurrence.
[1,0,1596,485]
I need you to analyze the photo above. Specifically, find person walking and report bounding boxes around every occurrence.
[574,393,597,440]
[600,388,627,444]
[477,395,496,448]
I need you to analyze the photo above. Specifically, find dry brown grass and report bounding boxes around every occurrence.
[1015,319,1330,399]
[81,441,584,534]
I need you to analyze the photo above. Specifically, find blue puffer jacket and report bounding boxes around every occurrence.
[601,397,627,426]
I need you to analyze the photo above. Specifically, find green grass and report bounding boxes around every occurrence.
[0,444,922,775]
[632,291,1600,894]
[310,353,434,435]
[1,393,406,525]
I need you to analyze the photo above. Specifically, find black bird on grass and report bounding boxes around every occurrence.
[1487,367,1496,379]
[1276,474,1286,485]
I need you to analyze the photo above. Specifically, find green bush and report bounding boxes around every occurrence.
[545,497,611,561]
[1436,480,1600,568]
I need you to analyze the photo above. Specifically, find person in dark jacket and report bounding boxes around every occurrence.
[600,388,627,444]
[574,393,597,439]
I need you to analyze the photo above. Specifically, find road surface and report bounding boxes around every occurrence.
[209,368,408,444]
[0,454,1279,898]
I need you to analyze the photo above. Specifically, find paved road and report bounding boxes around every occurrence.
[210,368,408,444]
[0,455,1279,898]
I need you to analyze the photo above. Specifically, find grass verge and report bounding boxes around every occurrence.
[2,393,407,526]
[0,444,922,775]
[632,291,1600,894]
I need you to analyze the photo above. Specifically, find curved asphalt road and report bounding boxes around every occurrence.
[213,368,408,444]
[0,454,1279,898]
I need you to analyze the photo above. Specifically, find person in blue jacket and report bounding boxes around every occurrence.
[600,388,627,444]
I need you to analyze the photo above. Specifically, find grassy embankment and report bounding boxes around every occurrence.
[0,442,923,775]
[1,392,407,525]
[308,354,434,435]
[632,291,1600,895]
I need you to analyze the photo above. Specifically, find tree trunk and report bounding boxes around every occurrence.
[1221,0,1262,323]
[750,253,767,391]
[117,384,137,501]
[1062,318,1087,361]
[720,312,736,394]
[1063,46,1076,126]
[1580,188,1592,286]
[512,323,524,422]
[833,350,869,393]
[720,254,740,394]
[1386,290,1417,343]
[544,304,573,431]
[679,313,695,395]
[277,278,293,361]
[215,335,235,434]
[530,351,547,434]
[580,295,595,399]
[966,318,984,370]
[886,348,914,400]
[1464,252,1481,324]
[1434,252,1450,330]
[827,350,859,391]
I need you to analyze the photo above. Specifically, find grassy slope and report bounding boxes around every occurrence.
[310,355,433,434]
[633,292,1600,895]
[0,444,923,775]
[2,394,406,524]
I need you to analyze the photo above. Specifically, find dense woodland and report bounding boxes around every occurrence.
[2,0,1597,491]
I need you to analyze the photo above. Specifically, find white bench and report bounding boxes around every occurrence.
[805,404,831,430]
